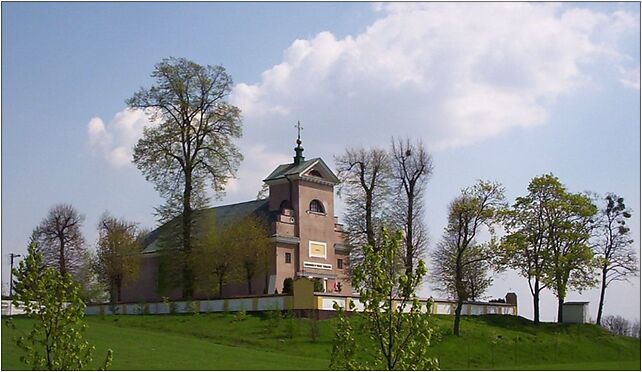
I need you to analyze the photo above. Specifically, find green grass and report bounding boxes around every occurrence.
[2,313,639,370]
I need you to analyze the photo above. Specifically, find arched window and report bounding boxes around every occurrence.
[309,199,325,214]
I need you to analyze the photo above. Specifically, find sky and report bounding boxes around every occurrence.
[2,2,640,323]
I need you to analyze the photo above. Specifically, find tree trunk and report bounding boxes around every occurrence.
[365,190,376,250]
[453,299,464,336]
[596,268,608,325]
[59,235,67,277]
[116,277,122,303]
[533,285,540,325]
[182,171,193,299]
[405,186,414,277]
[247,277,253,294]
[557,296,564,323]
[218,274,224,298]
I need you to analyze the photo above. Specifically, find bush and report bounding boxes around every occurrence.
[188,301,200,315]
[313,278,324,292]
[282,278,294,294]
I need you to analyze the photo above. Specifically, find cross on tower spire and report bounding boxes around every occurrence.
[293,120,305,165]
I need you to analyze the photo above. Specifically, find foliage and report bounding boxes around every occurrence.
[129,57,243,298]
[93,213,143,303]
[264,306,282,335]
[500,174,597,324]
[31,203,88,278]
[331,229,438,370]
[233,217,273,294]
[282,278,294,294]
[188,300,200,315]
[432,180,505,336]
[9,243,112,370]
[312,278,324,292]
[593,193,638,325]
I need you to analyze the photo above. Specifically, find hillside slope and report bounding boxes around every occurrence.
[2,313,639,370]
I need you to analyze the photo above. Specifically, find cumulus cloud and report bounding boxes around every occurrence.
[87,109,154,168]
[231,3,639,151]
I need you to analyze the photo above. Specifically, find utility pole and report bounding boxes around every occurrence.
[9,253,21,316]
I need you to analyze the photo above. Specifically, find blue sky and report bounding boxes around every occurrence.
[2,2,640,322]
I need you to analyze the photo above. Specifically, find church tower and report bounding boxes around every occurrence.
[263,125,350,295]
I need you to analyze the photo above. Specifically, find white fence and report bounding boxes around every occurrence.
[84,294,516,317]
[1,300,26,316]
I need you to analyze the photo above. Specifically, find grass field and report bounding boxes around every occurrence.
[2,313,639,370]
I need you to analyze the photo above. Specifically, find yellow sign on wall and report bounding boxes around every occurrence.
[309,241,327,258]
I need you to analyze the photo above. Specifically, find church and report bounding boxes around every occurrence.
[119,136,351,302]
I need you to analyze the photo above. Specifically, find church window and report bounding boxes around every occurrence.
[337,258,343,269]
[309,199,325,214]
[309,170,323,178]
[285,252,291,264]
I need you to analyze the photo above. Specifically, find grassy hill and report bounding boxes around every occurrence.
[2,313,639,370]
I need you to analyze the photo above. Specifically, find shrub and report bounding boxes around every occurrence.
[313,278,324,292]
[283,278,294,294]
[285,310,299,338]
[188,301,200,315]
[309,310,320,342]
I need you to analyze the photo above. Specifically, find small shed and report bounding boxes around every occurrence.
[562,301,589,324]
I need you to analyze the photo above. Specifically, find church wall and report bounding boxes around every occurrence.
[275,245,297,293]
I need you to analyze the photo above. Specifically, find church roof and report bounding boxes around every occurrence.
[141,199,269,254]
[263,157,340,184]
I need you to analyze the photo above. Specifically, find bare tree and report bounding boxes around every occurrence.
[593,194,638,325]
[439,180,505,336]
[390,138,433,276]
[335,147,393,264]
[601,315,632,336]
[631,320,640,339]
[128,57,243,298]
[93,213,143,303]
[32,204,87,278]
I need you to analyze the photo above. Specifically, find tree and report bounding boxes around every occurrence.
[192,215,240,297]
[390,138,433,276]
[31,204,88,278]
[9,243,112,370]
[593,193,638,325]
[437,180,505,336]
[431,238,493,302]
[501,174,597,324]
[545,190,597,323]
[128,57,243,298]
[335,147,393,252]
[93,214,143,303]
[601,315,632,336]
[330,229,438,370]
[500,175,558,325]
[233,217,273,295]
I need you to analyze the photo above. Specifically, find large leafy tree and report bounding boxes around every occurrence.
[93,213,143,303]
[501,174,597,324]
[10,243,112,370]
[390,138,433,276]
[546,190,597,323]
[593,193,638,325]
[436,180,505,336]
[31,203,88,278]
[330,229,437,370]
[128,57,243,298]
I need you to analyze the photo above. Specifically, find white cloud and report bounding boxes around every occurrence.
[230,3,639,151]
[86,108,154,168]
